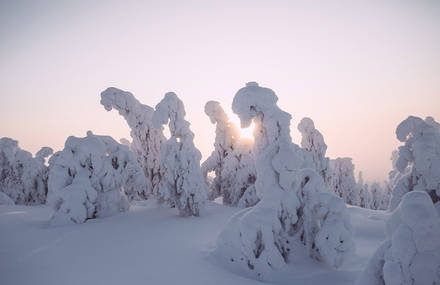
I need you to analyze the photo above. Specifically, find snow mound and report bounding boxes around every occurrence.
[47,131,145,225]
[0,192,14,205]
[213,83,354,279]
[357,191,440,285]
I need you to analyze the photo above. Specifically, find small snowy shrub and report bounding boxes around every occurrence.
[213,82,354,278]
[201,101,258,207]
[101,87,165,200]
[48,131,144,225]
[357,191,440,285]
[152,92,207,216]
[0,137,52,205]
[389,116,440,211]
[329,157,361,206]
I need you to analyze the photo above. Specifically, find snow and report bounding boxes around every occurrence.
[0,202,388,285]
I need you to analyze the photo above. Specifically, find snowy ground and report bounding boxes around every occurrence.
[0,202,387,285]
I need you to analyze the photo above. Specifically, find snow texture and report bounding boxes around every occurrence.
[329,157,361,206]
[101,87,165,200]
[357,191,440,285]
[47,131,143,225]
[152,92,208,216]
[0,137,52,205]
[214,82,354,279]
[0,191,14,205]
[201,101,258,207]
[390,116,440,211]
[298,117,331,185]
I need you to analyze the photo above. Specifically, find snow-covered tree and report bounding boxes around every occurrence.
[389,116,440,211]
[368,182,389,210]
[214,82,354,278]
[358,172,372,209]
[0,191,14,205]
[48,131,145,225]
[152,92,208,217]
[329,157,361,206]
[101,87,165,200]
[357,191,440,285]
[298,117,331,184]
[0,137,52,205]
[201,101,258,207]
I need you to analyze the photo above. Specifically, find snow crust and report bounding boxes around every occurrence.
[390,116,440,211]
[101,87,165,199]
[152,92,208,216]
[47,131,144,225]
[214,82,354,278]
[0,137,52,205]
[202,101,258,207]
[357,191,440,285]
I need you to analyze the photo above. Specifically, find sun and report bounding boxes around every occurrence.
[228,112,255,140]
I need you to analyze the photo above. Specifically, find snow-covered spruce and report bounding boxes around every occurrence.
[0,137,52,205]
[47,131,145,225]
[329,157,361,206]
[201,101,258,207]
[152,92,207,216]
[213,82,354,278]
[298,117,331,185]
[0,191,14,205]
[389,116,440,212]
[358,172,372,209]
[101,87,165,200]
[357,191,440,285]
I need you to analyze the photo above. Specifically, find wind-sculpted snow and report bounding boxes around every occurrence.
[101,87,165,200]
[298,117,330,184]
[0,137,52,205]
[390,116,440,211]
[152,92,207,216]
[202,101,258,207]
[214,82,354,279]
[357,191,440,285]
[47,131,145,225]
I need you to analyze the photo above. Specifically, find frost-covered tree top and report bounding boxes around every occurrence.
[390,116,440,210]
[0,137,52,205]
[358,191,440,285]
[152,92,207,216]
[48,131,144,225]
[329,157,360,206]
[298,117,330,184]
[100,87,165,198]
[214,83,354,278]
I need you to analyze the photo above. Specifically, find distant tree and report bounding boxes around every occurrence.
[389,116,440,212]
[358,172,372,209]
[357,191,440,285]
[201,101,258,207]
[329,157,361,206]
[152,93,207,216]
[214,83,354,278]
[47,131,144,225]
[101,87,165,200]
[0,137,52,205]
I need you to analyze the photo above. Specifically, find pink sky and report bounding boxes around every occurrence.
[1,0,439,182]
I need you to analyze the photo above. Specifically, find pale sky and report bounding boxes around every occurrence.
[1,0,439,183]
